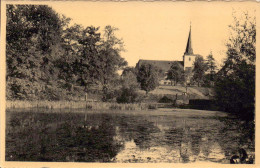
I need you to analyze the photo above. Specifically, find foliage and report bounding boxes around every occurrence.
[202,74,213,87]
[74,26,101,91]
[205,52,217,84]
[116,88,139,103]
[214,11,255,121]
[6,5,127,101]
[192,55,207,87]
[122,67,137,76]
[6,5,65,100]
[137,63,159,95]
[167,62,184,86]
[158,96,173,103]
[183,68,193,86]
[116,67,140,103]
[97,26,128,101]
[121,67,139,89]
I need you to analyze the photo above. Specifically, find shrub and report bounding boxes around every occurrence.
[158,96,173,103]
[148,104,157,109]
[116,88,138,104]
[102,89,120,102]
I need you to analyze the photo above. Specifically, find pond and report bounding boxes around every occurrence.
[5,108,255,163]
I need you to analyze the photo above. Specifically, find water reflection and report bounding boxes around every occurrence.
[6,110,254,163]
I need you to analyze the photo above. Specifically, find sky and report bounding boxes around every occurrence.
[50,2,256,67]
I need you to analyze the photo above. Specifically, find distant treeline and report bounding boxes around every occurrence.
[6,5,127,101]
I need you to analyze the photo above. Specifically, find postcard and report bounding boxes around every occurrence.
[0,1,259,168]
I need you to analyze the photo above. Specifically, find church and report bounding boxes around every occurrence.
[135,26,201,85]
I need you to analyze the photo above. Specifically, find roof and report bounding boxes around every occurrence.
[136,59,184,72]
[185,25,193,55]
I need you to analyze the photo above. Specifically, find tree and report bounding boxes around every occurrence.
[56,23,81,92]
[167,62,184,86]
[6,5,66,100]
[76,26,101,91]
[121,67,137,76]
[214,11,255,121]
[137,63,159,95]
[97,26,128,101]
[183,68,193,92]
[6,5,130,101]
[205,52,217,84]
[121,67,139,89]
[192,55,207,87]
[116,67,140,103]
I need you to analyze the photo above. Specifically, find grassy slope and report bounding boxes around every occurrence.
[138,85,214,99]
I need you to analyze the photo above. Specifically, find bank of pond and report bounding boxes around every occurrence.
[6,99,216,111]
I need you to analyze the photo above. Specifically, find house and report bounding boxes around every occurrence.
[135,25,201,85]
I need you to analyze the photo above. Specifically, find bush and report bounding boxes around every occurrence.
[102,89,120,102]
[158,96,173,103]
[148,104,157,109]
[116,88,138,104]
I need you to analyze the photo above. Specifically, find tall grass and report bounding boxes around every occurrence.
[6,100,150,111]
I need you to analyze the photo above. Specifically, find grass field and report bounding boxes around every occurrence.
[139,85,213,99]
[5,101,151,110]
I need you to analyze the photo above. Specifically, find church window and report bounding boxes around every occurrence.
[189,57,191,61]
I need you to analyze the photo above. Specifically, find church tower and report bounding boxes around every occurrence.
[183,24,196,70]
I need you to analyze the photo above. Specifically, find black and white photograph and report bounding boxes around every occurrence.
[1,0,259,166]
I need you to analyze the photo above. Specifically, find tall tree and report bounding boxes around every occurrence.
[97,26,127,101]
[214,11,255,121]
[192,55,207,87]
[121,67,139,89]
[167,62,184,86]
[117,67,139,103]
[6,5,65,100]
[205,52,217,81]
[76,26,101,91]
[137,63,159,95]
[6,5,129,101]
[56,23,80,92]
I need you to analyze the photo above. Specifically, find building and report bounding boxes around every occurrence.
[135,26,201,85]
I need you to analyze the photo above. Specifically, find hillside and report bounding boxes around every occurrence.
[138,85,214,101]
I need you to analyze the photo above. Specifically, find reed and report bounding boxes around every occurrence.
[6,100,149,111]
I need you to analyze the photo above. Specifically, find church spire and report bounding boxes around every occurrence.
[184,23,193,55]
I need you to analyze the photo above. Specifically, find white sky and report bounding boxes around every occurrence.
[50,2,256,67]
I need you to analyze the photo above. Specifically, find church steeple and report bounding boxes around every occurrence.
[184,23,193,55]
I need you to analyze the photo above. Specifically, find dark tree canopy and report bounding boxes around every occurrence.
[214,11,255,121]
[97,26,128,101]
[192,55,207,87]
[137,63,159,95]
[203,53,217,87]
[167,62,184,86]
[206,53,217,79]
[121,67,139,89]
[6,5,127,101]
[6,5,65,100]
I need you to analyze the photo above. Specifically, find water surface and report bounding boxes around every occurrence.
[6,108,254,163]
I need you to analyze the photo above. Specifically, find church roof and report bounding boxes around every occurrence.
[136,59,184,72]
[184,25,193,55]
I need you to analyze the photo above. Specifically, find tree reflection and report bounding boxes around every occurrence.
[6,112,124,162]
[117,116,160,150]
[217,117,255,160]
[6,111,254,163]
